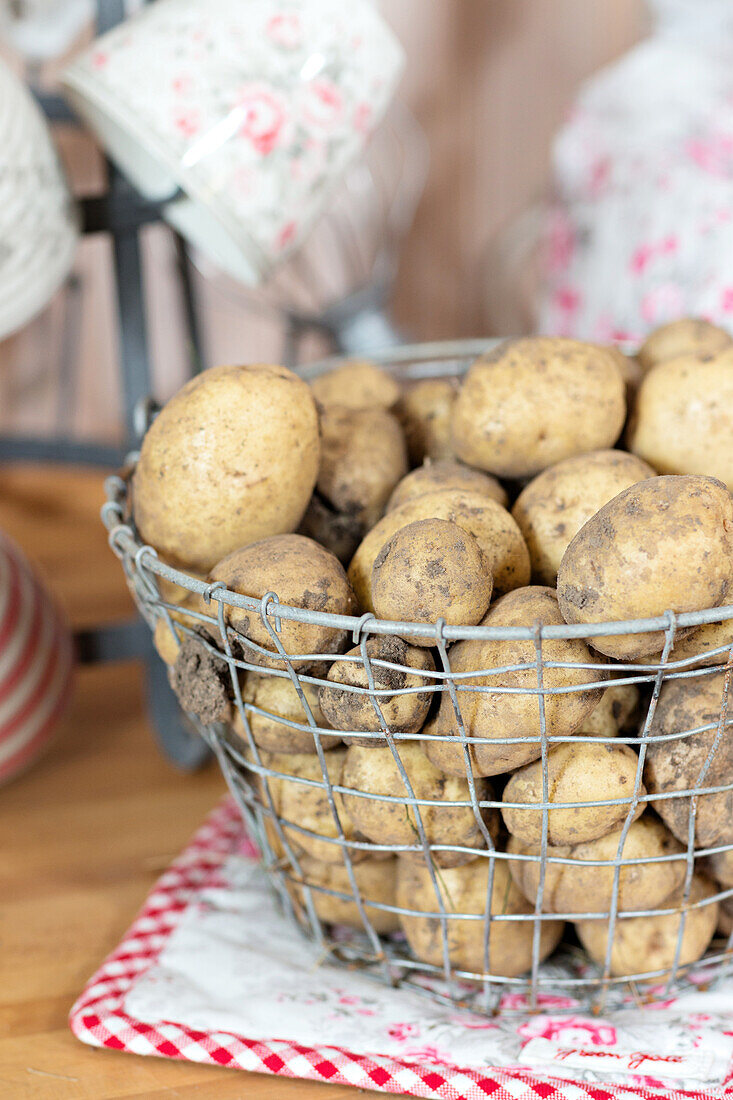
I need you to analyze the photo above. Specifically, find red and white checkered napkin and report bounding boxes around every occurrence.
[69,799,733,1100]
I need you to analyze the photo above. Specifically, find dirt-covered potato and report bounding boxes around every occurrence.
[637,318,732,372]
[232,673,341,753]
[508,816,686,915]
[371,519,493,646]
[450,338,626,479]
[387,460,508,512]
[648,618,733,671]
[210,534,357,670]
[261,747,366,864]
[339,743,499,867]
[575,875,718,978]
[628,347,733,489]
[153,585,211,666]
[310,359,400,410]
[717,895,733,938]
[644,671,733,849]
[512,450,655,585]
[502,742,645,846]
[703,848,733,888]
[348,488,530,612]
[285,853,399,933]
[395,378,459,464]
[557,475,733,660]
[319,635,435,745]
[133,364,320,572]
[577,683,639,738]
[424,587,606,778]
[397,856,564,977]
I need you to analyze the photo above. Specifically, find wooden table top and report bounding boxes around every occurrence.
[0,467,358,1099]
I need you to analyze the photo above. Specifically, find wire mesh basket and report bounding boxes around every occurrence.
[102,339,733,1017]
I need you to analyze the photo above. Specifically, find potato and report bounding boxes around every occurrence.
[605,346,642,401]
[298,494,365,566]
[450,338,626,478]
[319,635,435,745]
[512,450,655,585]
[348,488,530,612]
[371,519,493,646]
[502,742,645,846]
[210,534,357,670]
[310,359,400,411]
[508,816,686,915]
[387,460,508,512]
[397,856,564,977]
[153,586,211,666]
[628,348,733,489]
[133,364,320,572]
[339,743,499,867]
[424,587,606,778]
[285,853,399,933]
[637,318,732,372]
[575,875,718,978]
[557,475,733,660]
[260,747,366,864]
[648,618,733,671]
[395,378,459,464]
[233,673,341,753]
[644,671,733,849]
[578,683,639,738]
[702,848,733,888]
[717,895,733,938]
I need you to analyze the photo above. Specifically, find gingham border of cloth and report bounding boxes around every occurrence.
[68,798,733,1100]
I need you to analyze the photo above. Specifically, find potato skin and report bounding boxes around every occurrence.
[153,586,210,665]
[387,460,508,512]
[644,671,733,848]
[507,816,686,915]
[310,359,401,411]
[575,875,718,978]
[395,378,459,464]
[502,742,645,846]
[648,618,733,671]
[319,635,435,745]
[637,318,732,372]
[371,519,493,646]
[512,450,655,585]
[578,683,639,738]
[234,673,341,754]
[451,338,626,479]
[285,853,399,933]
[348,488,530,612]
[133,364,320,572]
[339,743,499,867]
[628,348,733,489]
[557,475,733,660]
[424,587,606,778]
[210,534,357,670]
[397,856,564,977]
[703,848,733,888]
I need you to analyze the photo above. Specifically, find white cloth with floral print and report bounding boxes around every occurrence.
[537,0,733,342]
[124,855,733,1094]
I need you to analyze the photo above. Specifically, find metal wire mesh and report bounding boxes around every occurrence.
[102,339,733,1016]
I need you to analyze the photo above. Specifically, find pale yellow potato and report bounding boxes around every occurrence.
[387,460,508,512]
[133,364,320,572]
[557,475,733,660]
[578,683,639,738]
[395,378,459,464]
[153,586,211,666]
[717,895,733,938]
[605,346,643,401]
[233,673,341,754]
[210,534,357,670]
[261,747,366,864]
[423,587,606,778]
[348,488,529,612]
[451,338,626,479]
[310,359,401,410]
[319,636,435,746]
[502,742,645,846]
[648,618,733,671]
[644,671,733,849]
[703,848,733,888]
[285,853,399,933]
[628,348,733,489]
[339,742,499,868]
[576,875,718,978]
[637,318,732,372]
[512,450,655,585]
[371,519,493,647]
[397,855,564,977]
[507,816,686,915]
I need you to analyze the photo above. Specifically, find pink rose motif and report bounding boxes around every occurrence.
[337,994,361,1006]
[721,288,733,312]
[302,79,344,131]
[640,283,684,325]
[276,221,297,250]
[687,134,733,177]
[388,1022,420,1042]
[173,109,201,140]
[92,50,108,68]
[501,992,577,1012]
[266,13,302,50]
[518,1015,617,1046]
[402,1044,447,1064]
[545,212,575,274]
[236,83,288,157]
